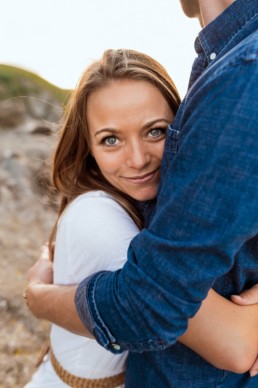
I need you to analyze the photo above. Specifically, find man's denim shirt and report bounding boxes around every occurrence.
[76,0,258,386]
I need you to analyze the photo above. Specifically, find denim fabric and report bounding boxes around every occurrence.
[75,0,258,386]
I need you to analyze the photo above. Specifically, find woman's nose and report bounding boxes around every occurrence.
[126,141,150,169]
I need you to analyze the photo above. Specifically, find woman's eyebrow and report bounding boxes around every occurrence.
[94,128,119,137]
[142,118,171,129]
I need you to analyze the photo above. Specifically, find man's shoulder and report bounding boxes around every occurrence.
[210,29,258,78]
[226,28,258,65]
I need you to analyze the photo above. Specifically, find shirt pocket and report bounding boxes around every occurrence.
[166,124,180,154]
[161,124,181,179]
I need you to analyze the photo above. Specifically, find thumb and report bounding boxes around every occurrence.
[40,243,51,261]
[249,358,258,377]
[231,284,258,306]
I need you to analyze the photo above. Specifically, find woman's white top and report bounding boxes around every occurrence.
[25,191,139,387]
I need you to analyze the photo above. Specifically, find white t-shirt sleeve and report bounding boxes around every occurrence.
[54,192,140,284]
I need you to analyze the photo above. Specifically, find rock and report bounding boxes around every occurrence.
[0,94,62,131]
[0,110,60,387]
[0,65,66,385]
[30,126,53,136]
[0,99,26,128]
[0,298,8,312]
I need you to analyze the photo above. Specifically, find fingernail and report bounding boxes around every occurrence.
[231,295,243,300]
[249,370,258,377]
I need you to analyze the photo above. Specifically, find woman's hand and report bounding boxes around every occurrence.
[25,243,53,318]
[27,243,53,285]
[231,284,258,377]
[25,243,91,336]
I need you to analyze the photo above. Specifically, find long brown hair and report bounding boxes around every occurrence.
[49,49,181,256]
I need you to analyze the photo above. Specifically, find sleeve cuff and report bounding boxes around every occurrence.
[75,271,124,354]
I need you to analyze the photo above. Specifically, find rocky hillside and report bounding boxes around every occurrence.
[0,64,69,132]
[0,65,70,387]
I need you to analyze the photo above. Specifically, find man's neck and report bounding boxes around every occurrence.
[198,0,235,26]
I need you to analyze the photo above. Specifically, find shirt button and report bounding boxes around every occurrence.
[210,52,216,60]
[111,343,121,350]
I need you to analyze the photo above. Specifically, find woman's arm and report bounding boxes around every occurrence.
[26,282,90,337]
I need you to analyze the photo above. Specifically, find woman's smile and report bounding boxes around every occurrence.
[122,167,160,184]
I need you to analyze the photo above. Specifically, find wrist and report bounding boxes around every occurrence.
[25,282,48,319]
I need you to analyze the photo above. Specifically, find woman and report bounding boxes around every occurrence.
[25,49,258,387]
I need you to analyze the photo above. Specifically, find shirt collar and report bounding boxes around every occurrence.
[195,0,258,63]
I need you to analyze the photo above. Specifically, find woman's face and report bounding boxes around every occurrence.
[87,79,174,201]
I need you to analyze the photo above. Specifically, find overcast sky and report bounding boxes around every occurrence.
[1,0,200,97]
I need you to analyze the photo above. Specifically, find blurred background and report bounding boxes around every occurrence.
[0,0,199,386]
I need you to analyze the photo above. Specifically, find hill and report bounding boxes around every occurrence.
[0,64,70,104]
[0,64,71,131]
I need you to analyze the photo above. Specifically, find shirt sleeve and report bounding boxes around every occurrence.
[75,58,258,353]
[58,193,139,284]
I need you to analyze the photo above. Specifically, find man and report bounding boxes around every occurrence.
[27,0,258,386]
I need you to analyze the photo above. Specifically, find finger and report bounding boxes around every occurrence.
[40,244,51,260]
[231,284,258,306]
[249,358,258,377]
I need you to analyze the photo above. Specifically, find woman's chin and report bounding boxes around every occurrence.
[130,189,157,202]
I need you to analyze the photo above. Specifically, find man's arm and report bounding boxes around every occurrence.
[26,255,258,374]
[75,59,258,352]
[232,286,258,377]
[180,289,258,373]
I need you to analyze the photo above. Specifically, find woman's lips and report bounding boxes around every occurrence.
[123,168,160,184]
